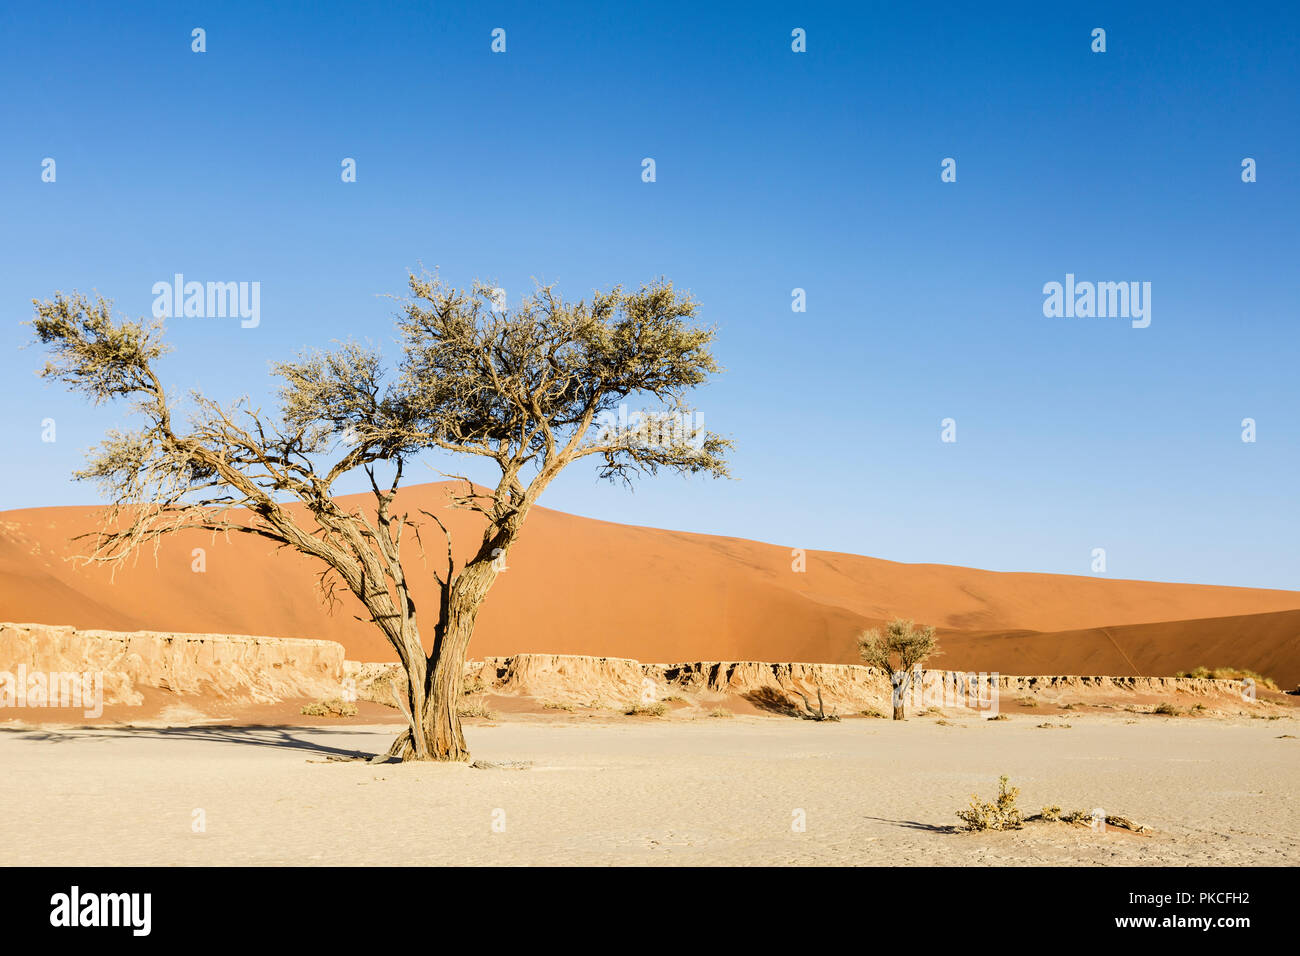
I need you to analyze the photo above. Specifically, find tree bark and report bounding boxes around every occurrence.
[891,669,908,720]
[384,556,500,762]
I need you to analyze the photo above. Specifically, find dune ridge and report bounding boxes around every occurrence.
[1,481,1297,685]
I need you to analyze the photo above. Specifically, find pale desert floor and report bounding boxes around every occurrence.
[1,714,1296,866]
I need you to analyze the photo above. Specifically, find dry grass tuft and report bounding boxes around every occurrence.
[458,699,496,719]
[625,702,668,717]
[300,698,357,718]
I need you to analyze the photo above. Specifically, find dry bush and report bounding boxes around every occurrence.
[964,783,1147,833]
[957,775,1023,831]
[626,702,667,717]
[458,699,496,719]
[300,698,358,718]
[1041,809,1146,832]
[707,707,733,718]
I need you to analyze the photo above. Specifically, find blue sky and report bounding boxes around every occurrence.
[2,1,1297,588]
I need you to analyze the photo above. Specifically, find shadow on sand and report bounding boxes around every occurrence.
[0,724,391,761]
[862,815,959,834]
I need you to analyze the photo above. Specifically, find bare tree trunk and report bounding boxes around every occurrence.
[891,669,908,720]
[384,628,431,761]
[421,620,471,761]
[422,558,497,761]
[383,558,498,762]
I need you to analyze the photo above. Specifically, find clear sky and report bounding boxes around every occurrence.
[2,1,1297,589]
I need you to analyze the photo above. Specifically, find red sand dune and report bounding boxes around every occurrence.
[2,481,1298,685]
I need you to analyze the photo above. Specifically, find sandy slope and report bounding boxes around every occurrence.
[2,481,1298,684]
[1,717,1295,866]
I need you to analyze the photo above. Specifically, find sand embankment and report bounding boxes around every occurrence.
[3,626,1291,726]
[3,481,1299,685]
[0,622,343,710]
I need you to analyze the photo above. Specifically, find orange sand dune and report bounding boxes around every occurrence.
[2,482,1298,685]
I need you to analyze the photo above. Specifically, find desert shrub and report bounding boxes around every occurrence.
[458,699,496,719]
[300,698,358,718]
[1176,666,1277,690]
[1017,697,1039,708]
[542,701,574,711]
[661,694,685,703]
[1040,805,1062,822]
[1152,702,1182,716]
[707,707,733,718]
[626,702,667,717]
[957,775,1023,831]
[987,714,1009,721]
[860,707,886,718]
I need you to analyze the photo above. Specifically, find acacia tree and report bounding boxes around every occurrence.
[30,274,730,761]
[857,618,939,720]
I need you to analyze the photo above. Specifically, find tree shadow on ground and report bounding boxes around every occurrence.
[863,815,960,834]
[0,725,384,760]
[742,687,799,717]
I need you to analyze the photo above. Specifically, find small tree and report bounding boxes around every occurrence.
[29,274,731,761]
[857,618,939,720]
